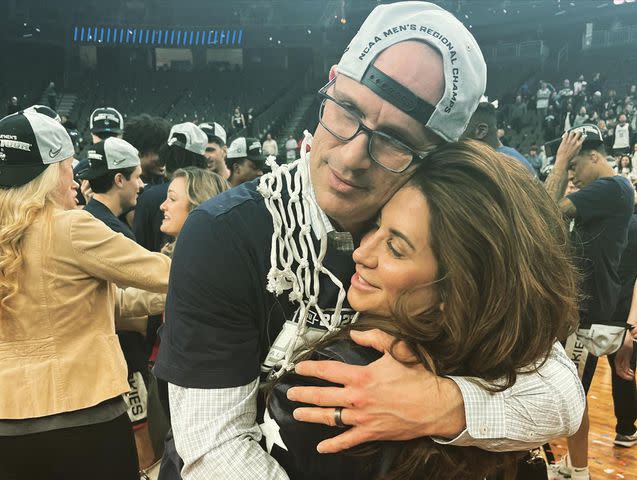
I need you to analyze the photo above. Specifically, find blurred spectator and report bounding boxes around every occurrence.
[90,107,124,143]
[74,107,125,206]
[574,75,587,96]
[558,79,574,103]
[44,81,57,110]
[536,81,551,123]
[6,96,19,115]
[496,127,509,146]
[544,105,558,140]
[262,132,278,158]
[462,102,535,174]
[246,107,254,136]
[562,102,575,132]
[124,114,172,186]
[510,95,527,130]
[527,145,544,176]
[226,137,266,187]
[589,73,604,94]
[615,154,637,185]
[231,106,245,132]
[613,114,634,156]
[574,107,590,128]
[284,133,297,163]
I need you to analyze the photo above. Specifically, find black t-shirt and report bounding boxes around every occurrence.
[153,179,356,389]
[610,215,637,325]
[568,176,634,326]
[84,198,149,374]
[133,182,170,252]
[84,199,135,241]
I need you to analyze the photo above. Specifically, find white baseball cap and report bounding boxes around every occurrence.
[0,110,74,188]
[167,122,207,156]
[199,122,227,146]
[227,137,265,164]
[337,1,487,142]
[80,137,140,180]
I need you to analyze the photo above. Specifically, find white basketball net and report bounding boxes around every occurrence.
[256,130,356,377]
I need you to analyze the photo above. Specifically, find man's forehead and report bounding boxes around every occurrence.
[333,74,436,147]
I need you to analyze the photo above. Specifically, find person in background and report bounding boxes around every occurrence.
[545,125,634,480]
[527,144,544,177]
[262,132,279,159]
[0,110,170,480]
[79,137,162,469]
[615,154,636,185]
[133,122,208,253]
[124,114,172,186]
[285,133,297,163]
[199,122,229,180]
[6,96,19,115]
[231,106,245,132]
[462,102,536,175]
[613,113,634,156]
[536,81,551,126]
[74,107,126,206]
[44,81,57,110]
[573,106,589,128]
[226,137,266,187]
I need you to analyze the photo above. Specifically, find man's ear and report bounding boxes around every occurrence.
[589,149,600,164]
[329,65,338,82]
[475,122,489,140]
[113,172,125,188]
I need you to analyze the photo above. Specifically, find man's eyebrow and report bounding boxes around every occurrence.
[333,85,423,148]
[332,86,363,114]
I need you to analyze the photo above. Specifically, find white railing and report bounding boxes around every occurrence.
[582,25,637,49]
[483,40,548,61]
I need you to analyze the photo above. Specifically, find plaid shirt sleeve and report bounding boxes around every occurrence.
[168,379,290,480]
[434,342,586,451]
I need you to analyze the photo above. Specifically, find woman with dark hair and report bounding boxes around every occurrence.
[615,154,636,184]
[266,140,580,480]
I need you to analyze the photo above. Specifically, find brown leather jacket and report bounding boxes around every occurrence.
[0,209,170,419]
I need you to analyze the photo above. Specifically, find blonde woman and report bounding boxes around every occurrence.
[0,111,171,480]
[159,166,229,255]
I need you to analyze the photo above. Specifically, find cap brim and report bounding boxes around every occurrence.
[0,164,48,188]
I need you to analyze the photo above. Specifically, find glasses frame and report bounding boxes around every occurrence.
[317,79,430,173]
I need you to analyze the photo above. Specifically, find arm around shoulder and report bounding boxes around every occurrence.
[436,342,585,451]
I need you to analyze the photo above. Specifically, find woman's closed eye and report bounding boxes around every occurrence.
[386,238,404,258]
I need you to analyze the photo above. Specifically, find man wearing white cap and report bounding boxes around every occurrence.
[199,121,230,180]
[226,136,266,187]
[154,3,585,478]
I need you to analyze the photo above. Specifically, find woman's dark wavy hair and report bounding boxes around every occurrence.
[284,140,579,480]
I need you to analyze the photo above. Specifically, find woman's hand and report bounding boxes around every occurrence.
[287,329,466,453]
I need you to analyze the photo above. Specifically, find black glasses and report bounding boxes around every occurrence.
[317,79,431,173]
